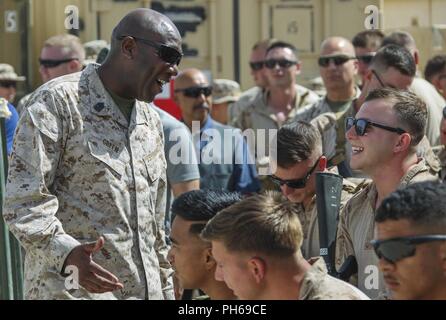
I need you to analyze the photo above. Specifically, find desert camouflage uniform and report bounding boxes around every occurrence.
[433,145,446,181]
[335,159,438,299]
[298,174,361,259]
[3,64,173,300]
[228,86,262,125]
[299,258,370,300]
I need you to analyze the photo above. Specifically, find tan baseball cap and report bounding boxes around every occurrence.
[0,64,25,82]
[212,79,241,104]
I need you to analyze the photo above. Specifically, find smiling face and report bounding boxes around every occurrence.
[167,216,210,290]
[346,98,404,175]
[375,219,446,300]
[130,30,182,102]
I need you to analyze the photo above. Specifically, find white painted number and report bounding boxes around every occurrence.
[5,11,18,33]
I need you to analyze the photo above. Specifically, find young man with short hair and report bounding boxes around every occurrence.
[168,190,240,300]
[373,181,446,300]
[201,192,369,300]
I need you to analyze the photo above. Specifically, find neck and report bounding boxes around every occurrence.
[370,153,418,207]
[98,62,132,99]
[326,84,356,102]
[262,253,311,300]
[268,84,296,113]
[201,277,237,300]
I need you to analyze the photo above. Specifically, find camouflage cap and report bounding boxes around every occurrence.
[0,64,25,82]
[83,40,109,66]
[212,79,241,104]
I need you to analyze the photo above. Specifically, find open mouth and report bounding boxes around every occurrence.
[352,146,364,155]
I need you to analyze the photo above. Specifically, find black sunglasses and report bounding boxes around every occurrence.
[318,55,356,67]
[345,117,406,136]
[249,61,264,71]
[0,81,17,88]
[371,235,446,263]
[39,58,78,68]
[270,157,320,189]
[119,36,182,66]
[175,86,212,98]
[356,54,375,65]
[264,59,297,69]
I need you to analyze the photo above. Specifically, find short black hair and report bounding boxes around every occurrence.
[352,30,385,50]
[371,44,416,77]
[424,55,446,82]
[266,41,298,57]
[171,189,243,235]
[376,181,446,231]
[275,121,322,169]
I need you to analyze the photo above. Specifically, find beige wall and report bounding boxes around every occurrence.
[1,0,445,95]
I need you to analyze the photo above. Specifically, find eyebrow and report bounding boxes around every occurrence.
[169,237,179,245]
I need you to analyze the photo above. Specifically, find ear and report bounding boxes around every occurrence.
[393,132,412,153]
[121,37,137,60]
[295,62,302,75]
[413,50,420,66]
[317,156,327,171]
[248,257,266,284]
[364,68,373,82]
[203,247,216,271]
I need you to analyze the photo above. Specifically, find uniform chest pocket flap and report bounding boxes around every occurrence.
[88,140,126,178]
[144,151,166,184]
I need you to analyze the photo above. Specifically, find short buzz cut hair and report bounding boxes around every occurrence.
[424,55,446,82]
[382,31,417,52]
[43,34,86,63]
[266,41,298,58]
[370,44,416,77]
[365,88,427,147]
[171,189,242,236]
[252,38,279,51]
[275,121,322,169]
[201,191,303,257]
[352,30,385,50]
[376,181,446,231]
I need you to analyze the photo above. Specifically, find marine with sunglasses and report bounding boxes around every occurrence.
[336,88,439,299]
[16,34,86,115]
[373,181,446,300]
[4,8,183,299]
[292,37,360,178]
[271,120,360,259]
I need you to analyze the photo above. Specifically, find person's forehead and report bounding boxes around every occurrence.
[274,160,310,178]
[376,219,421,240]
[183,73,208,87]
[171,216,194,240]
[380,67,413,89]
[40,46,68,59]
[321,40,354,56]
[357,99,397,122]
[266,47,295,60]
[355,46,375,55]
[250,47,266,62]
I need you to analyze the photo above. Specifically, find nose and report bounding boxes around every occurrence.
[280,184,293,197]
[345,123,357,141]
[378,257,395,273]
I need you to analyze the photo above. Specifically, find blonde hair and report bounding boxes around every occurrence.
[44,34,85,63]
[201,191,303,257]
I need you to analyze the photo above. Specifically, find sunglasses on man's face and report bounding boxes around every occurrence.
[264,59,297,69]
[119,36,183,66]
[175,86,213,98]
[345,117,407,136]
[270,158,320,189]
[249,61,264,71]
[371,235,446,264]
[318,55,356,67]
[356,53,375,65]
[0,81,17,88]
[39,58,78,68]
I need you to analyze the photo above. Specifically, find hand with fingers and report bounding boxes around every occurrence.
[63,236,124,294]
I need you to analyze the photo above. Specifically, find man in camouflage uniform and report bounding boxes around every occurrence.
[4,8,182,299]
[336,88,439,299]
[292,37,360,177]
[271,120,359,259]
[211,79,241,125]
[201,192,369,300]
[434,106,446,180]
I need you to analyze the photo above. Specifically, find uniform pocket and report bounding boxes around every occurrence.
[88,140,125,178]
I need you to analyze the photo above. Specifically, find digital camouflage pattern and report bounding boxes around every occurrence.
[4,63,174,300]
[299,258,369,300]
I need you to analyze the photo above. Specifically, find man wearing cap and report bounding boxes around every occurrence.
[84,40,110,66]
[211,79,241,125]
[17,34,86,114]
[0,63,26,104]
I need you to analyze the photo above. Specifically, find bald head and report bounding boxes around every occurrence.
[110,8,180,53]
[320,37,355,57]
[175,68,208,90]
